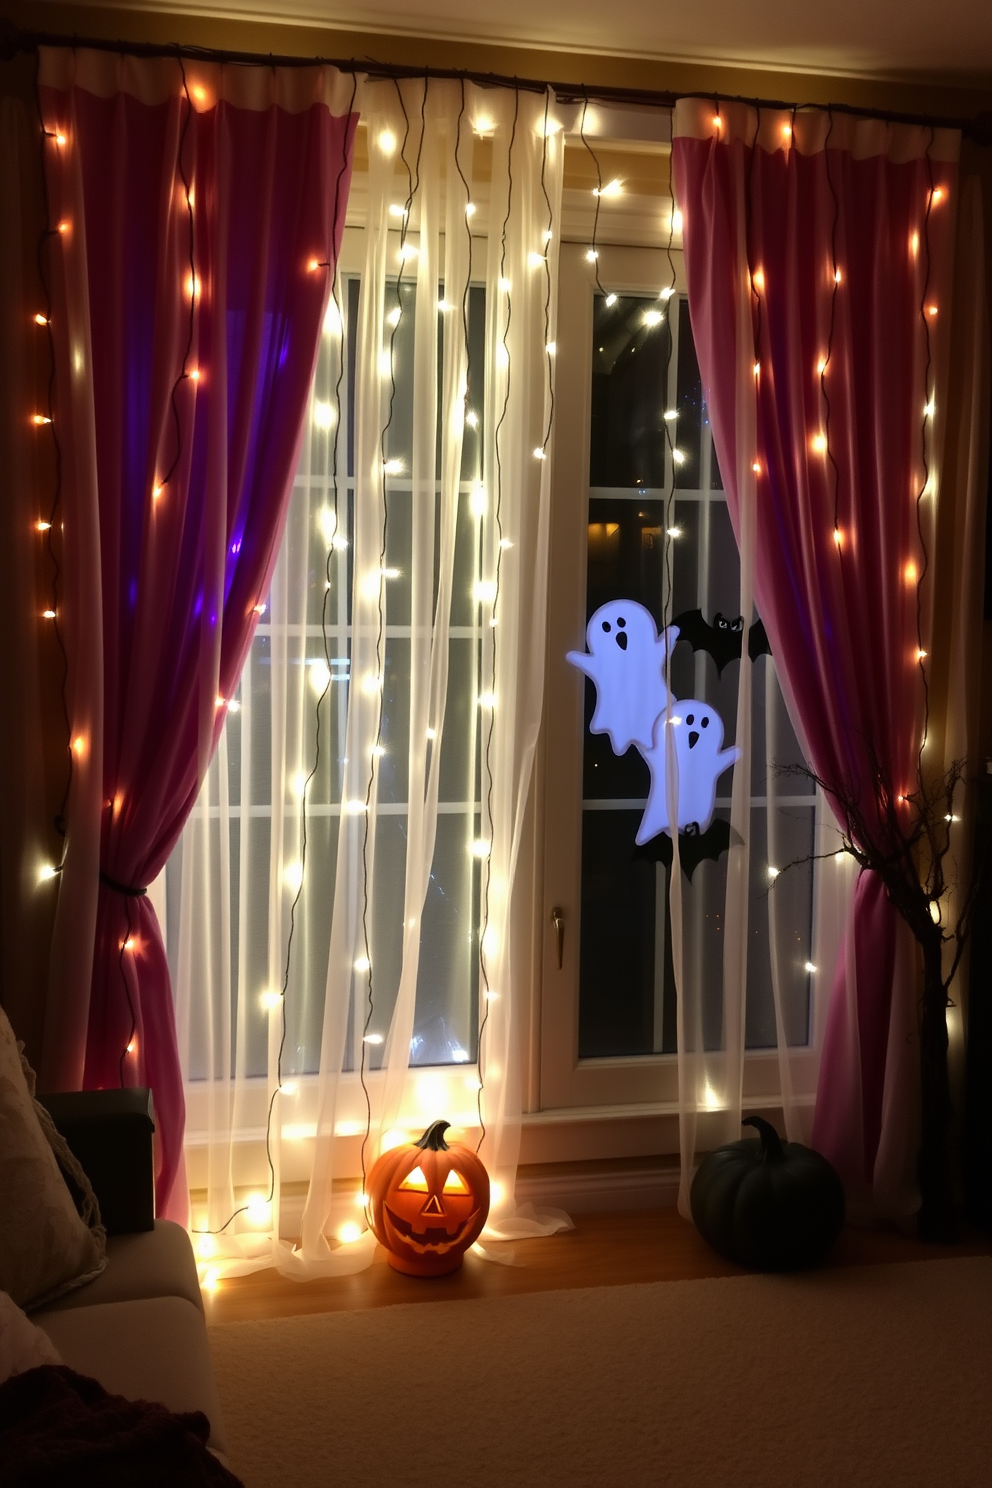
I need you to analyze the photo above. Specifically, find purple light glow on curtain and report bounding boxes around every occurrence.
[672,102,958,1218]
[39,50,357,1221]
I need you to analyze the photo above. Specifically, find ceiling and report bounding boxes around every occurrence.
[52,0,992,85]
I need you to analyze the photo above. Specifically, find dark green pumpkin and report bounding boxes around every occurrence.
[690,1115,845,1270]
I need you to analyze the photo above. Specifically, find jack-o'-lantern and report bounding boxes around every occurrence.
[366,1120,490,1277]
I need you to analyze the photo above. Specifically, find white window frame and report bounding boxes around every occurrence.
[523,234,845,1163]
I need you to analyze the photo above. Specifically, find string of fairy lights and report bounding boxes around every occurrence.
[736,105,942,864]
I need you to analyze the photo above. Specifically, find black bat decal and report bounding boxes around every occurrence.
[632,819,742,881]
[671,609,772,675]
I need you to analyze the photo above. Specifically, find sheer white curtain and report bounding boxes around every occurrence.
[174,76,568,1280]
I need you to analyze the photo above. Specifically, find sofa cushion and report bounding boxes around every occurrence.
[0,1007,106,1310]
[38,1222,204,1317]
[36,1295,229,1458]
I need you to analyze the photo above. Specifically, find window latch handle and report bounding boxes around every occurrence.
[552,906,565,970]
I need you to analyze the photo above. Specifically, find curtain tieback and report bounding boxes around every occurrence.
[100,870,147,898]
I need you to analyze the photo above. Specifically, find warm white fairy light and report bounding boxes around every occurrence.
[42,608,56,619]
[477,691,497,709]
[245,1193,271,1225]
[470,484,487,517]
[378,129,397,156]
[318,506,337,545]
[533,447,547,460]
[767,866,780,880]
[466,409,479,428]
[354,955,371,973]
[605,293,617,306]
[805,961,818,974]
[383,458,404,475]
[539,116,563,137]
[338,1222,363,1244]
[363,1032,383,1045]
[811,433,827,453]
[546,340,557,355]
[671,210,683,233]
[34,313,48,326]
[642,309,664,329]
[585,249,599,263]
[437,299,452,313]
[361,673,383,696]
[38,863,59,883]
[593,178,623,198]
[474,580,497,603]
[671,449,685,466]
[378,349,392,379]
[388,203,408,218]
[323,299,342,337]
[752,268,765,292]
[260,989,283,1010]
[398,244,418,263]
[474,115,495,136]
[283,862,303,892]
[32,414,52,426]
[499,537,513,550]
[313,400,335,430]
[667,526,682,538]
[386,306,401,328]
[309,660,331,695]
[472,839,492,858]
[465,202,477,219]
[36,519,51,531]
[663,409,678,421]
[528,252,545,269]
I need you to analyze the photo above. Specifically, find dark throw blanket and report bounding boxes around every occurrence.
[0,1365,244,1487]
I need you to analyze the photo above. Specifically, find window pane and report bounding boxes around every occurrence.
[578,293,812,1060]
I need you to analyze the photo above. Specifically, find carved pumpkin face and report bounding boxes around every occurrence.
[366,1121,490,1276]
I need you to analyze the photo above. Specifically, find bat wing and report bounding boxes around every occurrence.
[672,609,742,673]
[748,618,772,663]
[631,820,742,880]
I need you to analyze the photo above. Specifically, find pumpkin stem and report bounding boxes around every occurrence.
[742,1114,787,1162]
[415,1120,451,1152]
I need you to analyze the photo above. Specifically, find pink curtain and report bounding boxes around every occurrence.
[38,49,357,1221]
[672,101,958,1219]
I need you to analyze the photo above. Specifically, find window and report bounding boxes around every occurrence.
[539,241,837,1125]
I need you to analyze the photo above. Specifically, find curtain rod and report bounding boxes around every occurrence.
[3,19,991,144]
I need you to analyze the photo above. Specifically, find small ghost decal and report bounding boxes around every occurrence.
[566,600,679,755]
[635,701,741,845]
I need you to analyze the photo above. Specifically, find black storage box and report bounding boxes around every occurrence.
[37,1087,156,1234]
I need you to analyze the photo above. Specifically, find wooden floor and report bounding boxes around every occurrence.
[202,1207,992,1326]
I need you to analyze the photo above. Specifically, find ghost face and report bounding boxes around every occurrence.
[635,699,742,845]
[565,600,677,755]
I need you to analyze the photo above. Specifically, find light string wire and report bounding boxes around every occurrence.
[658,103,680,886]
[578,96,609,300]
[474,89,522,1153]
[33,54,73,844]
[914,131,937,788]
[820,108,844,545]
[358,77,424,1197]
[192,69,358,1239]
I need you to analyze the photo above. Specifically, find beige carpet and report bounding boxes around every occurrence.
[209,1258,992,1488]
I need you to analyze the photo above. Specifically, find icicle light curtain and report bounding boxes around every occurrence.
[173,77,571,1278]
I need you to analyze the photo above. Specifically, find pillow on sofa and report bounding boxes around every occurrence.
[0,1007,106,1310]
[0,1291,62,1382]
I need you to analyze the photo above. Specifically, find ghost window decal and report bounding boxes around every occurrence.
[567,599,743,868]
